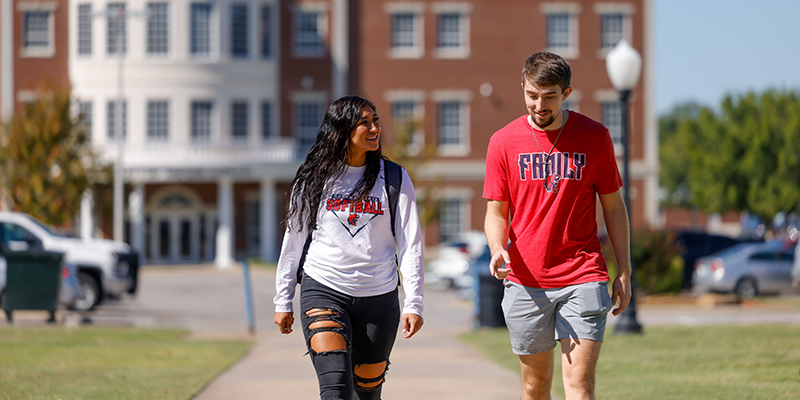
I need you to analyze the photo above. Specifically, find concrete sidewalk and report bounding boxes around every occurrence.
[193,272,523,399]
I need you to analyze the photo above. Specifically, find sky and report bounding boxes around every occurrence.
[654,0,800,115]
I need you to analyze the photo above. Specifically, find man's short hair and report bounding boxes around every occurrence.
[521,52,572,92]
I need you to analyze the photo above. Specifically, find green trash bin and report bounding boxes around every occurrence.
[2,250,64,323]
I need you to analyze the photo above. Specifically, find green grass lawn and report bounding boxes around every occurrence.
[0,326,253,400]
[461,325,800,399]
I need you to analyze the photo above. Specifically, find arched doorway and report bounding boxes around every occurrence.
[147,186,216,263]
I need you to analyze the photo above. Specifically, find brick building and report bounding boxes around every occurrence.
[0,0,71,119]
[58,0,656,264]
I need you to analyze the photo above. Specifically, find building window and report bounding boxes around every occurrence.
[261,101,272,138]
[191,3,212,56]
[231,101,249,139]
[602,14,626,50]
[294,11,324,56]
[439,198,464,242]
[390,13,423,58]
[22,11,51,51]
[547,13,573,50]
[77,4,92,56]
[602,101,623,145]
[438,14,462,48]
[147,101,169,141]
[438,101,465,147]
[296,101,323,148]
[191,101,213,142]
[231,3,249,58]
[77,101,93,138]
[260,5,272,58]
[106,3,127,55]
[107,100,128,141]
[147,2,169,55]
[393,101,417,126]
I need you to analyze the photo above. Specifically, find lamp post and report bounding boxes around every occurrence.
[606,40,643,334]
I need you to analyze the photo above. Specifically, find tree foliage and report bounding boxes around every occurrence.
[0,85,109,226]
[382,117,440,226]
[659,90,800,219]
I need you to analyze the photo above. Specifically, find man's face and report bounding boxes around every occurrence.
[522,80,572,130]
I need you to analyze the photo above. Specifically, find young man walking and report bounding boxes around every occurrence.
[483,52,632,400]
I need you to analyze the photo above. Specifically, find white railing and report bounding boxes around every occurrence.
[99,138,298,169]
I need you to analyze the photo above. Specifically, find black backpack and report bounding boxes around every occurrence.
[296,158,403,284]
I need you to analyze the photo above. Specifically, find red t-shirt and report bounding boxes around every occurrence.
[483,111,622,288]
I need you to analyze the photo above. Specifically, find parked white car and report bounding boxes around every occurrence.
[0,212,138,311]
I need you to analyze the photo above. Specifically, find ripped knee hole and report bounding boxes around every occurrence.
[354,362,388,389]
[309,331,347,353]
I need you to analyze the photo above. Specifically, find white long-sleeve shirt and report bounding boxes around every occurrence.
[273,162,424,316]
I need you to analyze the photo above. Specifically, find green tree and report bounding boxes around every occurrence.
[0,85,109,226]
[659,90,800,220]
[382,117,441,226]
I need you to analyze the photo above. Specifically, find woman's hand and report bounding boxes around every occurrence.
[274,312,294,334]
[401,313,423,339]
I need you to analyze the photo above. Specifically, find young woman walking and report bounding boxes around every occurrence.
[274,95,424,400]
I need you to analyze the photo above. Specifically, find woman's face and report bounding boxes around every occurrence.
[346,104,381,166]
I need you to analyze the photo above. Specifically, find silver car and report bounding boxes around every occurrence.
[693,239,797,299]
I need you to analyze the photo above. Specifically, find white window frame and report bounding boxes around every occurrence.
[385,2,425,59]
[191,100,214,143]
[260,4,274,58]
[260,100,273,139]
[292,92,326,149]
[432,2,472,59]
[433,90,472,157]
[293,3,327,58]
[541,3,581,59]
[76,100,93,139]
[437,188,473,243]
[147,100,170,142]
[230,3,249,58]
[18,1,57,58]
[385,90,426,157]
[562,89,582,113]
[146,2,170,56]
[595,89,625,153]
[230,100,249,140]
[76,3,92,56]
[106,100,128,142]
[595,3,635,57]
[106,2,127,56]
[190,2,214,58]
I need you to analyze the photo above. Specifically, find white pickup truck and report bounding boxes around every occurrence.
[0,212,138,311]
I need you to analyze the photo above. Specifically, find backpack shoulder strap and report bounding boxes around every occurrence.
[383,158,403,238]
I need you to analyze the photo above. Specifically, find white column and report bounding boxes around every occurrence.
[0,0,13,120]
[260,178,277,262]
[80,189,95,240]
[331,0,349,98]
[129,184,145,262]
[215,176,234,268]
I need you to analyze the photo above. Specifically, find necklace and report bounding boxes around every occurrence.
[531,110,567,193]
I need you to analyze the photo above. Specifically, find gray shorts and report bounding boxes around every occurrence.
[501,280,612,355]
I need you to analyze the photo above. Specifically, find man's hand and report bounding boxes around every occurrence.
[274,312,294,334]
[611,275,631,316]
[401,313,423,338]
[489,250,512,280]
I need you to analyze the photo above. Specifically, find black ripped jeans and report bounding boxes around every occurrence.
[300,275,400,400]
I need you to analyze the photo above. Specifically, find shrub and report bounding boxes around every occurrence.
[602,229,683,295]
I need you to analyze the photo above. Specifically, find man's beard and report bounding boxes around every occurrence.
[532,111,556,129]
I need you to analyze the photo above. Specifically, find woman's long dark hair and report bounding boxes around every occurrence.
[286,96,385,233]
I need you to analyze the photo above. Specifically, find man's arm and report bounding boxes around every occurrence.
[598,189,632,316]
[484,199,512,279]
